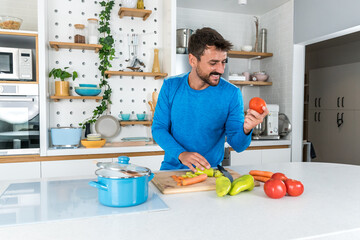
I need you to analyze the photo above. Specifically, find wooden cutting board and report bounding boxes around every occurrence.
[151,168,260,194]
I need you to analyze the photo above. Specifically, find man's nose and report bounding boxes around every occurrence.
[213,63,225,74]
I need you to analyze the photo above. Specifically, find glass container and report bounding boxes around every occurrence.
[74,24,85,44]
[87,18,99,44]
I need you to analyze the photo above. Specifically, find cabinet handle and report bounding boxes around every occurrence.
[342,97,344,108]
[314,112,317,122]
[318,112,321,122]
[337,97,340,108]
[315,98,317,108]
[319,98,321,108]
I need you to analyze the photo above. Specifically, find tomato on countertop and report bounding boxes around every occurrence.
[264,179,287,199]
[285,179,304,197]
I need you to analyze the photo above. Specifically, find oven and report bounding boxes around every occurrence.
[0,84,39,155]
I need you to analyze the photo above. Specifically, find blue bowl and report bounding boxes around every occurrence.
[75,87,101,96]
[119,113,130,121]
[79,84,98,88]
[136,114,146,120]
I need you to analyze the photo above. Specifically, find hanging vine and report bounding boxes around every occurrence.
[80,0,115,128]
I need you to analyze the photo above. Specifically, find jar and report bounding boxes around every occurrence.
[137,0,144,9]
[87,18,99,44]
[74,24,85,44]
[122,0,137,8]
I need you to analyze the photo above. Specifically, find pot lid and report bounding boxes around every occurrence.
[96,156,151,179]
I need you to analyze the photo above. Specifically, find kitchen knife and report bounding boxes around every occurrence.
[217,165,233,183]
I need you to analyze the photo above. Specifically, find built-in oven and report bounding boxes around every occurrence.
[0,84,39,155]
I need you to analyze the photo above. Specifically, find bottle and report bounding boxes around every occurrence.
[137,0,144,9]
[74,24,85,44]
[87,18,99,44]
[260,28,267,53]
[152,49,160,73]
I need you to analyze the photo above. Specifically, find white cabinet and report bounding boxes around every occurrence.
[230,148,290,166]
[0,162,41,181]
[41,158,113,178]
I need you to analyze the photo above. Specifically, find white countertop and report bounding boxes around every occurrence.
[46,139,291,156]
[0,162,359,240]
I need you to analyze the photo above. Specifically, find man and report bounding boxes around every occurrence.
[152,27,268,172]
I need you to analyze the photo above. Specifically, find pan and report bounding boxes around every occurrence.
[95,115,121,139]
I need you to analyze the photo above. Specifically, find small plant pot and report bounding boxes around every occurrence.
[55,81,70,96]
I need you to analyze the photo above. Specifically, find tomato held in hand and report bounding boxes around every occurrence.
[264,179,286,199]
[284,179,304,197]
[249,97,266,114]
[271,172,288,181]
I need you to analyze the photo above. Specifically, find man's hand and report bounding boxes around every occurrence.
[178,152,211,172]
[243,106,269,135]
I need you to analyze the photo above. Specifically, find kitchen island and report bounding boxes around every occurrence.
[0,162,359,240]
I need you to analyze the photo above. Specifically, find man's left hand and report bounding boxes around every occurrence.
[243,106,269,135]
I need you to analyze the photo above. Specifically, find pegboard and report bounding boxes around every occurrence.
[47,0,165,142]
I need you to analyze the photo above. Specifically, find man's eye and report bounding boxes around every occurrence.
[210,62,216,66]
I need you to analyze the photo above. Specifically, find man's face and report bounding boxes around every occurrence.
[192,45,227,86]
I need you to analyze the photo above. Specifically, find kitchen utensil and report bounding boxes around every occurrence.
[0,16,22,30]
[121,137,152,142]
[89,156,154,207]
[278,113,292,137]
[217,165,233,182]
[148,101,155,112]
[136,113,146,120]
[152,169,259,194]
[75,87,101,96]
[176,28,193,51]
[252,122,265,136]
[51,127,82,148]
[95,115,121,139]
[241,45,253,52]
[176,47,186,54]
[152,91,158,108]
[81,139,106,148]
[119,113,130,120]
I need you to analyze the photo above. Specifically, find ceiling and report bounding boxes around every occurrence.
[177,0,291,15]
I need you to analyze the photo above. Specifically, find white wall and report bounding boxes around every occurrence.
[259,1,293,123]
[294,0,360,44]
[0,0,38,31]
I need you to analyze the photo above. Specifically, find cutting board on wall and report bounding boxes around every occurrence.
[152,168,260,194]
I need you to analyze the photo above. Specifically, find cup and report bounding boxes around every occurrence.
[119,113,130,121]
[242,72,250,81]
[136,113,146,120]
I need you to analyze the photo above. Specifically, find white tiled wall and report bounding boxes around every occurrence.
[0,0,38,31]
[259,0,294,121]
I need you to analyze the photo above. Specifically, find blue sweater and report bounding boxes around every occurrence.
[152,72,251,170]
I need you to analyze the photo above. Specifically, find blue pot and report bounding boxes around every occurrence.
[89,156,154,207]
[51,127,82,148]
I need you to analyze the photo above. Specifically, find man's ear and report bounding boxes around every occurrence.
[188,53,198,68]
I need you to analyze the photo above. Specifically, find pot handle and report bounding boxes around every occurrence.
[148,173,154,182]
[88,181,108,191]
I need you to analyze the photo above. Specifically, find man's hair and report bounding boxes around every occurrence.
[188,27,233,61]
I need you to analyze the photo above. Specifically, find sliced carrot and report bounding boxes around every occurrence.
[253,175,271,183]
[249,170,274,178]
[181,174,207,186]
[171,175,181,184]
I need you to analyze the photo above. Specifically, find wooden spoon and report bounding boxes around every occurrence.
[152,91,158,108]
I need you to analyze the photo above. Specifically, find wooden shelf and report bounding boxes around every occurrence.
[228,51,273,59]
[118,8,152,21]
[229,81,272,86]
[120,120,152,126]
[50,96,103,102]
[105,71,168,79]
[49,41,103,53]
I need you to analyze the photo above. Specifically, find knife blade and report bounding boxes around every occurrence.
[217,165,233,183]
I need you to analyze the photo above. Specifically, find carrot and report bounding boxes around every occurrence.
[181,174,208,186]
[171,175,181,184]
[253,175,271,183]
[249,170,274,178]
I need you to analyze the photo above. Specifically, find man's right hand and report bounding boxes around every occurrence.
[178,152,211,172]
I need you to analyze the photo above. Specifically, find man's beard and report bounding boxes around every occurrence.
[195,66,222,87]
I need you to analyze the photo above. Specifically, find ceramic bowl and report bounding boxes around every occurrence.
[136,114,146,120]
[253,72,269,81]
[120,113,130,121]
[81,139,106,148]
[87,133,101,141]
[79,84,97,88]
[241,45,253,52]
[75,87,101,96]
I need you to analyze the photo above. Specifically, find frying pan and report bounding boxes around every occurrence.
[95,115,121,139]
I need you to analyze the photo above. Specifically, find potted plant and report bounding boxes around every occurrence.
[49,67,78,96]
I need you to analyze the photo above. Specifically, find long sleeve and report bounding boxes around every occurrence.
[225,88,252,152]
[151,79,187,161]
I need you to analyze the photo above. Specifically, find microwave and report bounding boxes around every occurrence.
[0,47,33,81]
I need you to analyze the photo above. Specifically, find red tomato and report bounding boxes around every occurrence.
[264,179,286,199]
[285,179,304,197]
[249,97,266,114]
[271,172,288,181]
